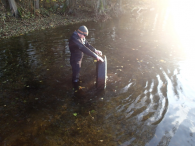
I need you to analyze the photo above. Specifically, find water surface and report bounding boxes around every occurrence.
[0,1,195,146]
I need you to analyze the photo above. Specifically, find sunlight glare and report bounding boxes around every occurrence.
[168,0,195,88]
[169,0,195,58]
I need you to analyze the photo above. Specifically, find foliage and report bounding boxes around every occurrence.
[1,0,127,18]
[40,7,50,16]
[18,7,33,19]
[1,0,153,20]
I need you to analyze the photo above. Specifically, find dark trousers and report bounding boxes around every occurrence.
[71,60,81,82]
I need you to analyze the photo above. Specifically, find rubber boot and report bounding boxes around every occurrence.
[72,81,86,98]
[73,81,80,91]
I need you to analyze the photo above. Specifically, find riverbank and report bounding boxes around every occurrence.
[0,2,155,40]
[0,10,100,40]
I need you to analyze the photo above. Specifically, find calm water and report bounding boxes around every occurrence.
[1,2,195,146]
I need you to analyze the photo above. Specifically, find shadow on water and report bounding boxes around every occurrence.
[0,2,195,146]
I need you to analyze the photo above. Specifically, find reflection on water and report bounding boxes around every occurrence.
[0,1,195,145]
[170,0,195,57]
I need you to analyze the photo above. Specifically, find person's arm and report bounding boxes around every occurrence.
[85,39,102,56]
[72,38,97,58]
[84,39,96,52]
[71,37,104,62]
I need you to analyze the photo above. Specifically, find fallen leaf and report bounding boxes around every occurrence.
[91,110,95,113]
[160,60,166,63]
[118,141,122,145]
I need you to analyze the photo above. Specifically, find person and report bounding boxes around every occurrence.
[69,25,104,90]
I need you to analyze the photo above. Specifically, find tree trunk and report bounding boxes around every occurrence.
[8,0,18,17]
[66,0,77,15]
[93,0,100,15]
[102,0,107,9]
[93,0,107,15]
[81,0,87,6]
[1,0,10,10]
[99,0,105,14]
[117,0,122,11]
[35,0,39,9]
[29,0,32,12]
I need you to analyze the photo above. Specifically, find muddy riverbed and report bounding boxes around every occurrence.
[1,1,195,146]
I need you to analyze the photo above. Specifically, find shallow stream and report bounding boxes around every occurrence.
[0,1,195,146]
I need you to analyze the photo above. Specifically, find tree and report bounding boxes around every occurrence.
[35,0,39,9]
[1,0,10,10]
[8,0,19,17]
[66,0,77,15]
[117,0,122,11]
[34,0,40,15]
[93,0,106,15]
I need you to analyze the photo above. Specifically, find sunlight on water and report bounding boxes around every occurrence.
[169,0,195,92]
[147,1,195,145]
[170,0,195,58]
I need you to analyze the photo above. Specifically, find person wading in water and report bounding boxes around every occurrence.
[69,25,104,90]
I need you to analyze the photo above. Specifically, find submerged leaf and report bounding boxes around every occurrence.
[160,60,166,63]
[91,110,95,113]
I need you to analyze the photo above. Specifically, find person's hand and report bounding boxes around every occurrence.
[97,55,104,62]
[95,50,102,56]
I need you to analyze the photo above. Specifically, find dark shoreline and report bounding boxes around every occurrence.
[0,2,154,40]
[0,13,97,40]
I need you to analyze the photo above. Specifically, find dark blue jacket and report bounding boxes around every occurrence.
[69,31,97,63]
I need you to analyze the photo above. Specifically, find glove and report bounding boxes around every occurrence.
[97,55,104,62]
[95,50,102,56]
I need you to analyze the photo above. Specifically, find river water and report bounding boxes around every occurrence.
[1,1,195,146]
